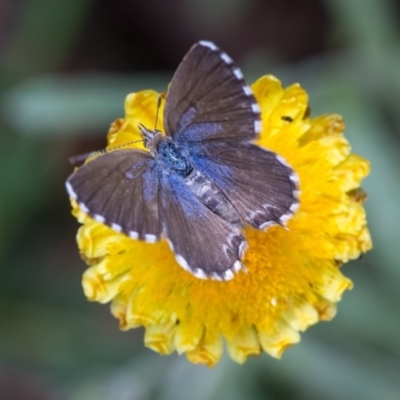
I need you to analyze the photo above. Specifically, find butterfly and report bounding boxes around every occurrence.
[66,40,299,281]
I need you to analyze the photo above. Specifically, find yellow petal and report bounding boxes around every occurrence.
[226,324,261,364]
[145,321,177,355]
[282,299,319,332]
[186,330,223,368]
[258,320,301,359]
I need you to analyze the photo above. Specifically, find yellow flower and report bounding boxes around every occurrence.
[71,75,372,367]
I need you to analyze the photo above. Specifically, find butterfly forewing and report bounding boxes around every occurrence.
[189,142,299,229]
[161,174,246,280]
[66,150,162,241]
[164,41,261,143]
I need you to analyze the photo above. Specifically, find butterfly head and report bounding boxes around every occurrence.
[138,123,164,155]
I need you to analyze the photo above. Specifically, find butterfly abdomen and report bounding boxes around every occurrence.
[183,169,242,226]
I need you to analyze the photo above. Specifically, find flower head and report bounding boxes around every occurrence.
[70,75,371,366]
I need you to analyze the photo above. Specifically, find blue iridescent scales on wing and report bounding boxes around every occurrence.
[65,40,299,280]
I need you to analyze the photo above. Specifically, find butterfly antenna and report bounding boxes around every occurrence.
[69,140,144,166]
[154,95,162,130]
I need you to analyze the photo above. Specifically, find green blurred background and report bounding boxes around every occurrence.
[1,0,399,399]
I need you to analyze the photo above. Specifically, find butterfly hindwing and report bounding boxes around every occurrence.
[66,150,162,242]
[161,174,246,280]
[190,141,299,229]
[164,41,261,143]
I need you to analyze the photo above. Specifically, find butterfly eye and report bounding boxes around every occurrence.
[138,124,153,147]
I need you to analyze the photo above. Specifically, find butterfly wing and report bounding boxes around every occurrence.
[190,142,299,229]
[66,150,162,242]
[164,41,261,143]
[161,173,246,280]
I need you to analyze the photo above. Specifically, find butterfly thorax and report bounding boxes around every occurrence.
[156,139,194,178]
